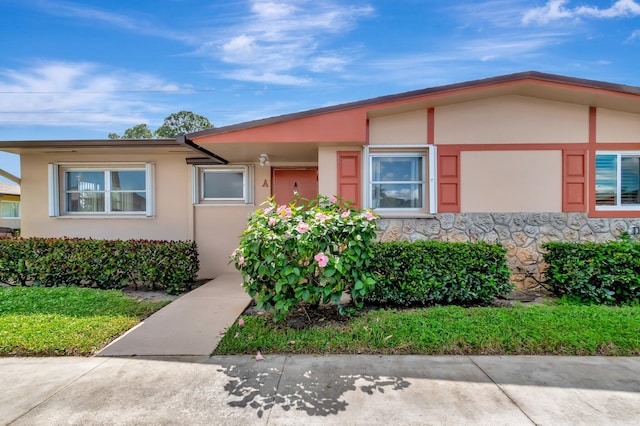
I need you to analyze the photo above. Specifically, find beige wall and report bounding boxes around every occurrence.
[0,218,20,229]
[596,108,640,142]
[436,95,588,144]
[20,152,192,241]
[369,109,427,145]
[460,150,562,212]
[194,205,255,278]
[318,147,339,197]
[194,163,270,278]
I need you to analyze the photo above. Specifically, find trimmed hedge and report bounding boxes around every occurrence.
[543,240,640,305]
[0,238,199,294]
[364,241,513,306]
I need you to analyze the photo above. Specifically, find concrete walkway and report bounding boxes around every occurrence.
[2,355,639,425]
[98,273,251,357]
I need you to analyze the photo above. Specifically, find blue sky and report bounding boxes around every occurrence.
[1,0,640,181]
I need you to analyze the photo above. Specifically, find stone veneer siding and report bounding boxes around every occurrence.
[376,213,640,290]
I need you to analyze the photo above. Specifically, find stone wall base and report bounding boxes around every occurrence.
[376,213,640,290]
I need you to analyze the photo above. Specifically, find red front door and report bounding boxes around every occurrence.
[272,168,318,205]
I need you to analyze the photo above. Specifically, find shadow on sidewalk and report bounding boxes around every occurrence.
[214,356,411,418]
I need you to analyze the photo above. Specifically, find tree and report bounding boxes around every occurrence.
[108,123,154,140]
[154,111,213,138]
[107,111,213,139]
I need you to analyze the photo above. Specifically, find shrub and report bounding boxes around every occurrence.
[232,195,378,322]
[364,240,513,306]
[0,238,199,294]
[542,239,640,305]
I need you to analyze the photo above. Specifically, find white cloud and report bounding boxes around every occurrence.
[523,0,640,25]
[576,0,640,18]
[625,29,640,42]
[0,61,176,128]
[212,0,374,85]
[220,69,311,86]
[31,0,195,43]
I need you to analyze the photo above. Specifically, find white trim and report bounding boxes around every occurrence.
[0,200,20,219]
[369,151,427,211]
[429,145,437,214]
[54,163,152,216]
[364,146,437,215]
[595,151,640,211]
[367,144,430,149]
[192,166,199,204]
[195,165,254,204]
[48,163,59,217]
[145,162,155,217]
[363,145,370,208]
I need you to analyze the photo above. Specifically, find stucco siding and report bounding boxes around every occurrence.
[20,153,192,241]
[194,163,269,278]
[596,108,640,142]
[460,150,562,212]
[369,110,427,146]
[0,218,19,229]
[436,95,588,144]
[318,147,339,197]
[194,205,255,278]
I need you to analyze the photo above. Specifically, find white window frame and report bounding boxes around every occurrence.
[193,165,254,205]
[0,200,20,219]
[48,163,155,217]
[364,145,436,215]
[595,151,640,211]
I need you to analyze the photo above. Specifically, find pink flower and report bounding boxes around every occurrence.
[314,252,329,268]
[268,217,277,226]
[277,205,292,218]
[238,318,245,327]
[329,196,337,203]
[315,212,329,222]
[263,206,274,215]
[237,256,245,266]
[296,222,310,233]
[364,211,375,221]
[340,211,350,219]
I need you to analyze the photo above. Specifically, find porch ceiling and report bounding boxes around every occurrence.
[195,141,359,164]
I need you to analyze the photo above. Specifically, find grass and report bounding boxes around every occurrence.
[0,286,169,356]
[215,304,640,356]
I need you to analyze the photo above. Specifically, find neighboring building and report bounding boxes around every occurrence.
[1,71,640,287]
[0,181,20,231]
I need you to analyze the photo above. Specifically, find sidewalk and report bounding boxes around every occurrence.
[2,355,639,425]
[98,274,251,357]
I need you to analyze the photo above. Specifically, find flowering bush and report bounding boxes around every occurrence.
[232,195,378,322]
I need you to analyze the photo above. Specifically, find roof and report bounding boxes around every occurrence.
[0,138,228,164]
[188,71,640,139]
[0,182,20,196]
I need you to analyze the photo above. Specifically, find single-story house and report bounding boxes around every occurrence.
[1,71,640,288]
[0,181,20,232]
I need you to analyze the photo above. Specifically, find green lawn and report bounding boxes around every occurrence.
[0,287,168,356]
[215,304,640,356]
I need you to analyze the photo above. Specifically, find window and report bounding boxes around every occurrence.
[370,154,426,209]
[1,200,20,219]
[195,166,253,204]
[48,163,155,217]
[596,152,640,209]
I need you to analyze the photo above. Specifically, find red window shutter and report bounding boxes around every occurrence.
[438,150,460,212]
[563,150,587,212]
[337,151,361,208]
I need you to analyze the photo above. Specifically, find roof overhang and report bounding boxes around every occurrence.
[0,169,20,185]
[0,138,228,164]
